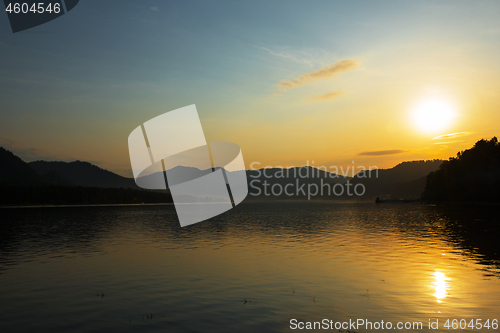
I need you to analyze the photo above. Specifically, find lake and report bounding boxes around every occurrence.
[1,202,499,332]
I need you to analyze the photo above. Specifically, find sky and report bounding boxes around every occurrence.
[1,0,500,177]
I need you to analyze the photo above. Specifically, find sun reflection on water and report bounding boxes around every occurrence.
[433,271,450,303]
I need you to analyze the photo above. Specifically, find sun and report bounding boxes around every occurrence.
[411,98,456,133]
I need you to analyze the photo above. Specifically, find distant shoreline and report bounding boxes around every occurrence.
[0,202,175,209]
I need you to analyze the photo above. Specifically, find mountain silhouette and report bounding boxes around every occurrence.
[244,162,443,200]
[0,147,173,205]
[351,160,443,199]
[0,147,44,186]
[0,146,444,203]
[29,160,138,189]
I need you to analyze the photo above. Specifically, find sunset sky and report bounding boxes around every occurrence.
[1,0,500,177]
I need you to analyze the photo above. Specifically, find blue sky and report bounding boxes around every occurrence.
[1,0,500,176]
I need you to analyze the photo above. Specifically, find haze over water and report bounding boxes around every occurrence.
[1,202,499,332]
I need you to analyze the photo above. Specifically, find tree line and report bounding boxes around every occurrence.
[423,137,500,203]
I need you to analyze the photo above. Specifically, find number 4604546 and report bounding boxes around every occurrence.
[5,2,61,14]
[444,319,498,330]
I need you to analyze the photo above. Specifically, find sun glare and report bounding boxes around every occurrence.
[433,271,450,303]
[412,98,456,133]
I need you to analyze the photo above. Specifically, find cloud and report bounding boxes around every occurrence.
[278,59,359,91]
[261,47,313,67]
[150,6,159,11]
[306,90,343,102]
[433,140,459,145]
[358,149,407,156]
[432,132,472,140]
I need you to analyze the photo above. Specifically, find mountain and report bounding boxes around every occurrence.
[0,146,444,202]
[0,148,173,205]
[351,160,444,199]
[141,162,444,200]
[29,160,138,189]
[0,147,44,186]
[244,161,443,200]
[135,165,210,189]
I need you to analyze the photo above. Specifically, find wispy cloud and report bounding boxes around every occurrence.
[261,47,313,67]
[150,6,159,12]
[432,132,472,140]
[278,59,359,91]
[306,90,343,102]
[359,149,407,156]
[433,141,458,145]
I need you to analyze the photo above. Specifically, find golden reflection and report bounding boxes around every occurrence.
[433,271,450,303]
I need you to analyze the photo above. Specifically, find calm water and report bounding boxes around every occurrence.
[1,202,499,333]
